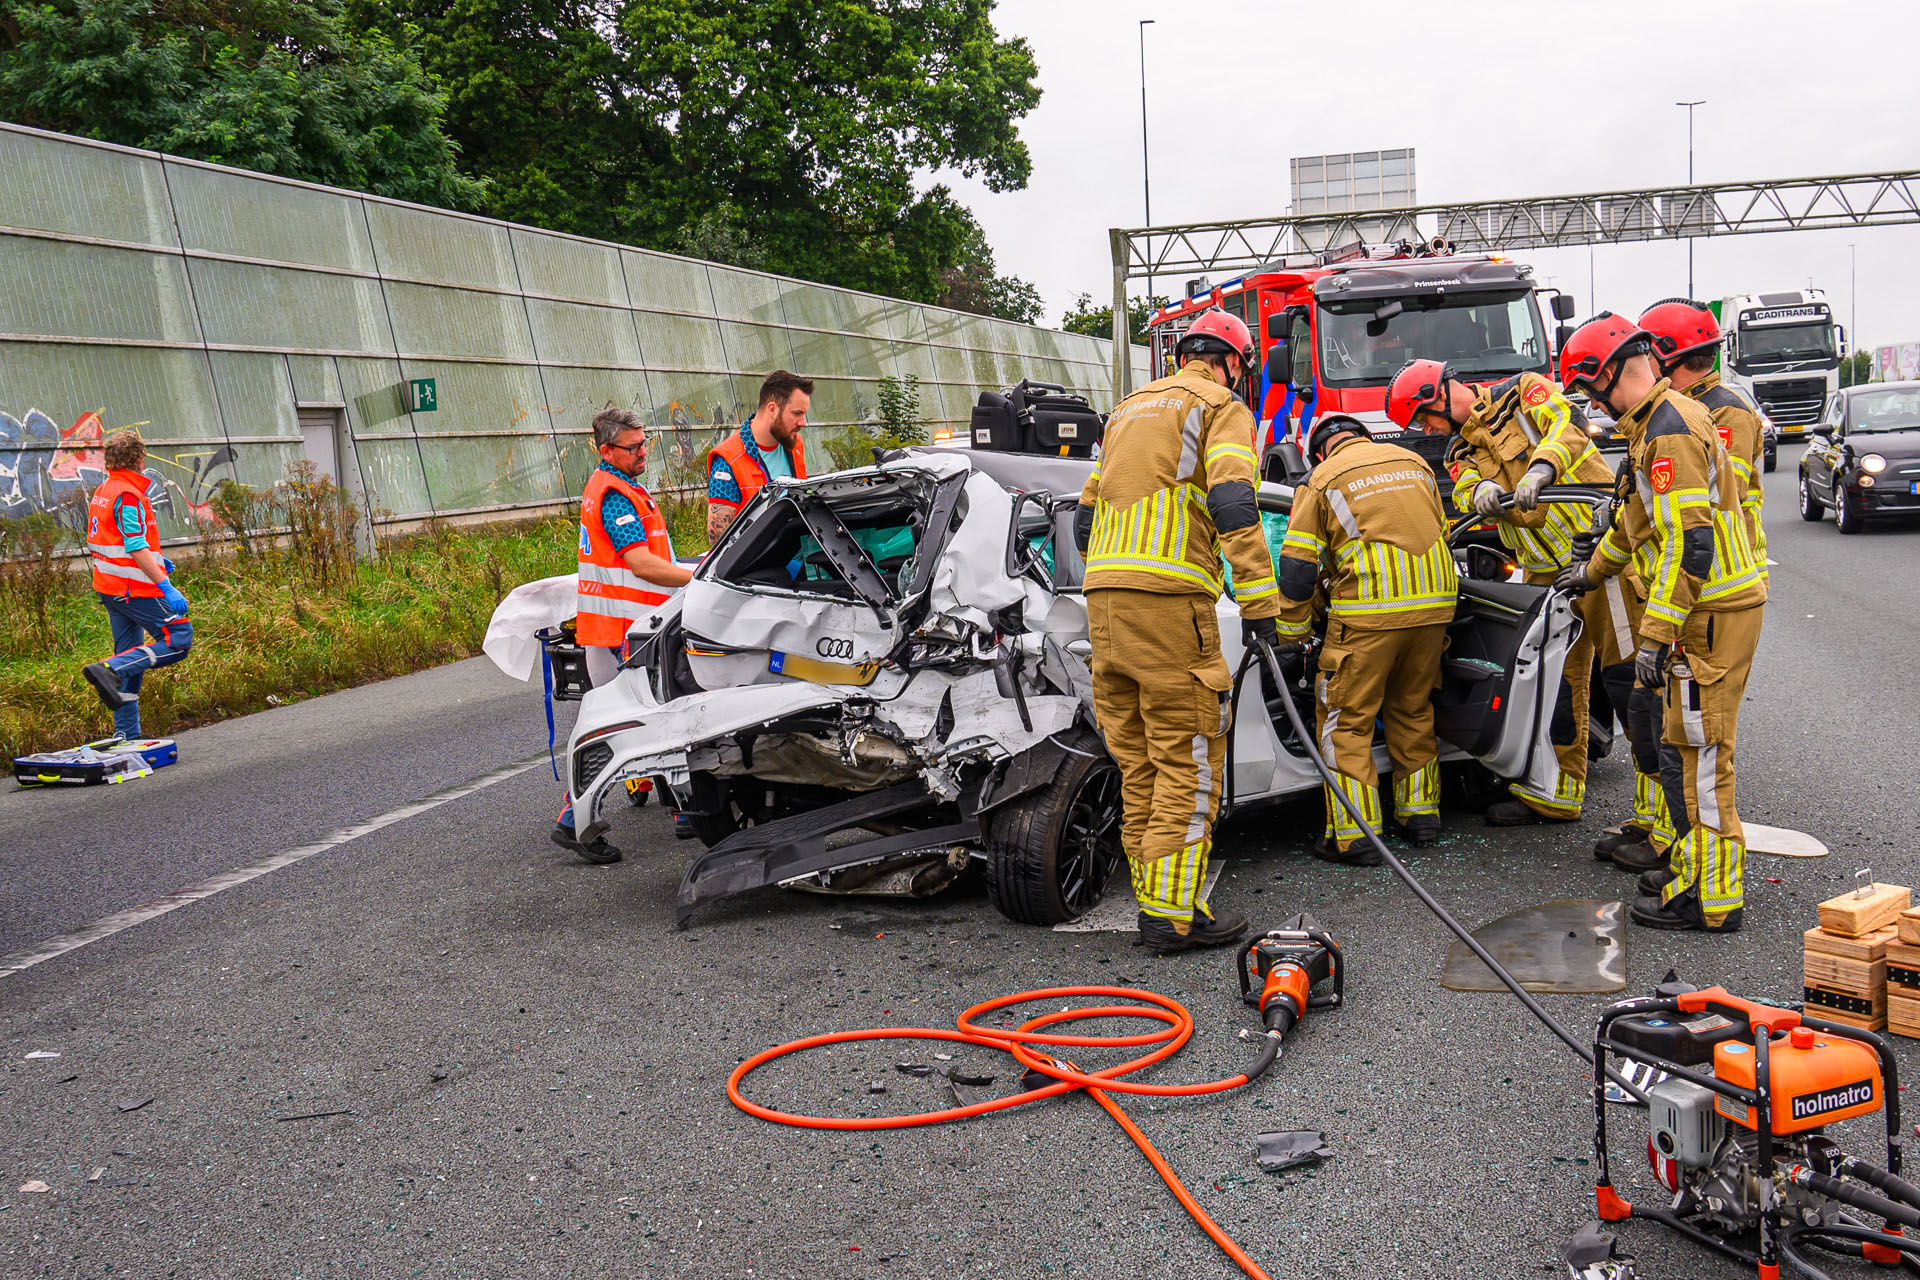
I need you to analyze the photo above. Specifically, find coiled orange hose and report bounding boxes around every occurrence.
[727,985,1275,1279]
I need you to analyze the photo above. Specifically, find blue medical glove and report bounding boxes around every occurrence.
[162,556,176,575]
[160,580,190,616]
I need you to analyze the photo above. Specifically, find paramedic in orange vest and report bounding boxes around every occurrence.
[706,370,811,542]
[81,429,193,740]
[554,407,691,863]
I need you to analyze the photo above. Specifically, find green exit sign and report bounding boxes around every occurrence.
[408,377,438,412]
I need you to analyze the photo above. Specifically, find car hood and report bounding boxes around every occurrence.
[1850,428,1920,457]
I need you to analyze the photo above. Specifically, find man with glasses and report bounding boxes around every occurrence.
[556,407,692,863]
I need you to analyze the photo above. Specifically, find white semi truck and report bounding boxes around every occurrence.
[1712,289,1845,439]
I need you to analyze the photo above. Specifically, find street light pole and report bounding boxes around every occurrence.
[1139,19,1155,301]
[1850,241,1858,381]
[1677,100,1704,298]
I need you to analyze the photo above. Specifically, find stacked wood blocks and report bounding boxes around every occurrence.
[1804,883,1911,1032]
[1890,908,1920,1039]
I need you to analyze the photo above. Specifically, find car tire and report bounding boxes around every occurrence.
[1798,471,1825,521]
[983,728,1124,926]
[1835,490,1866,535]
[1763,445,1777,474]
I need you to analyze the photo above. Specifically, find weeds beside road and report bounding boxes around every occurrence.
[0,514,579,760]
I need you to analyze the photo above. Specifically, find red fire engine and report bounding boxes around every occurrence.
[1144,239,1579,465]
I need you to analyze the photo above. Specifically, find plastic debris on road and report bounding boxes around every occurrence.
[23,1050,60,1060]
[1254,1130,1333,1172]
[867,1081,889,1094]
[18,1181,50,1193]
[894,1063,934,1078]
[946,1068,996,1087]
[117,1097,153,1113]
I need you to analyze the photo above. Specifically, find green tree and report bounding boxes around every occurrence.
[360,0,1043,314]
[1839,349,1873,387]
[0,0,483,208]
[1062,292,1170,347]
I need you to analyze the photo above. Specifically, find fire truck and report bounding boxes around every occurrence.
[1143,239,1581,483]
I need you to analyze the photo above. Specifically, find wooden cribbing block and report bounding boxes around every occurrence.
[1804,925,1897,962]
[1816,1005,1889,1033]
[1900,907,1920,946]
[1804,977,1888,1026]
[1890,991,1920,1040]
[1886,941,1920,993]
[1818,883,1911,937]
[1803,951,1886,993]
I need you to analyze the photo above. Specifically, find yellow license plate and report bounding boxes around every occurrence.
[768,650,880,687]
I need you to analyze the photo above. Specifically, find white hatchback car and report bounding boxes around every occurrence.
[565,447,1582,927]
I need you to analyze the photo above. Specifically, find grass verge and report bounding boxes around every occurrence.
[0,516,591,760]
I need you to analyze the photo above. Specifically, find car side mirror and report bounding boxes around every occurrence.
[1551,293,1578,321]
[1264,341,1292,389]
[1266,314,1285,340]
[1465,544,1512,581]
[1554,323,1574,352]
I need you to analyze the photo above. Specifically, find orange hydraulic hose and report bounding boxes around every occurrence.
[726,985,1276,1280]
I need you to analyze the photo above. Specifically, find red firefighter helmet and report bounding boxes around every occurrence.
[1386,359,1453,429]
[1305,413,1371,464]
[1639,298,1723,371]
[1177,308,1255,367]
[1558,312,1653,399]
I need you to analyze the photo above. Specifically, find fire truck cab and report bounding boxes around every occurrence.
[1145,241,1579,487]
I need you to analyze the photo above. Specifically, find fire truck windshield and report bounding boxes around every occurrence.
[1316,290,1548,387]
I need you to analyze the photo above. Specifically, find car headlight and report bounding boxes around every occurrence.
[1861,453,1888,474]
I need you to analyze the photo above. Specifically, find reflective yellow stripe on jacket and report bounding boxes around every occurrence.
[1330,539,1459,619]
[1085,483,1223,593]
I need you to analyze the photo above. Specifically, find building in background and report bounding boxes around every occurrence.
[0,124,1145,548]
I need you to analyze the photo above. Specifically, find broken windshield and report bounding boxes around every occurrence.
[698,469,958,608]
[1317,290,1548,387]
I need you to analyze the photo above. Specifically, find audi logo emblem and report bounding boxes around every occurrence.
[816,637,856,659]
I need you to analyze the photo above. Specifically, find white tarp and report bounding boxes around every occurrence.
[482,574,579,681]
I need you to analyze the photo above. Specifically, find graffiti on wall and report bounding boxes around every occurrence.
[0,407,238,532]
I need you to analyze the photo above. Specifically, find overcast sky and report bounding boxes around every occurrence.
[936,0,1920,352]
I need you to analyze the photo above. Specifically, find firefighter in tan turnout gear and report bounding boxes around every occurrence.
[1273,413,1458,865]
[1074,309,1279,952]
[1384,359,1661,857]
[1639,299,1769,576]
[1554,314,1768,934]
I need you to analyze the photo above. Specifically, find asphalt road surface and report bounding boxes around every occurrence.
[5,444,1918,1279]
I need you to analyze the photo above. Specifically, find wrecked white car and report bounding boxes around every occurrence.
[564,447,1583,927]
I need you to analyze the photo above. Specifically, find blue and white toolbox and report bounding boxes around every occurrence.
[12,737,177,788]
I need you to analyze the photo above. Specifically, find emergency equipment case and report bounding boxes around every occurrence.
[971,381,1105,457]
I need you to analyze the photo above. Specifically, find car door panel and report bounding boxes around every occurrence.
[1434,576,1575,785]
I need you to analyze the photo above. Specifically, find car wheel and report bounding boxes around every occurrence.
[983,728,1123,925]
[1763,445,1777,474]
[1835,489,1866,535]
[1798,471,1825,521]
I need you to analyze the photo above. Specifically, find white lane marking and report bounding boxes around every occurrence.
[1766,557,1779,566]
[1055,865,1223,933]
[0,756,544,980]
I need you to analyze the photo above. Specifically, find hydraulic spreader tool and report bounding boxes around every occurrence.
[1238,913,1343,1039]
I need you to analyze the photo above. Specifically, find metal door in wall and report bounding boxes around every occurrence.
[296,408,343,482]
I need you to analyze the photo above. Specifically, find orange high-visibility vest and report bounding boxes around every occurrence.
[86,470,164,598]
[576,468,677,648]
[706,424,808,512]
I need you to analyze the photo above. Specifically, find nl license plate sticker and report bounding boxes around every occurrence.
[1910,481,1919,495]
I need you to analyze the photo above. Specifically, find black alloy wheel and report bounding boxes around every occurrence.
[1055,766,1124,917]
